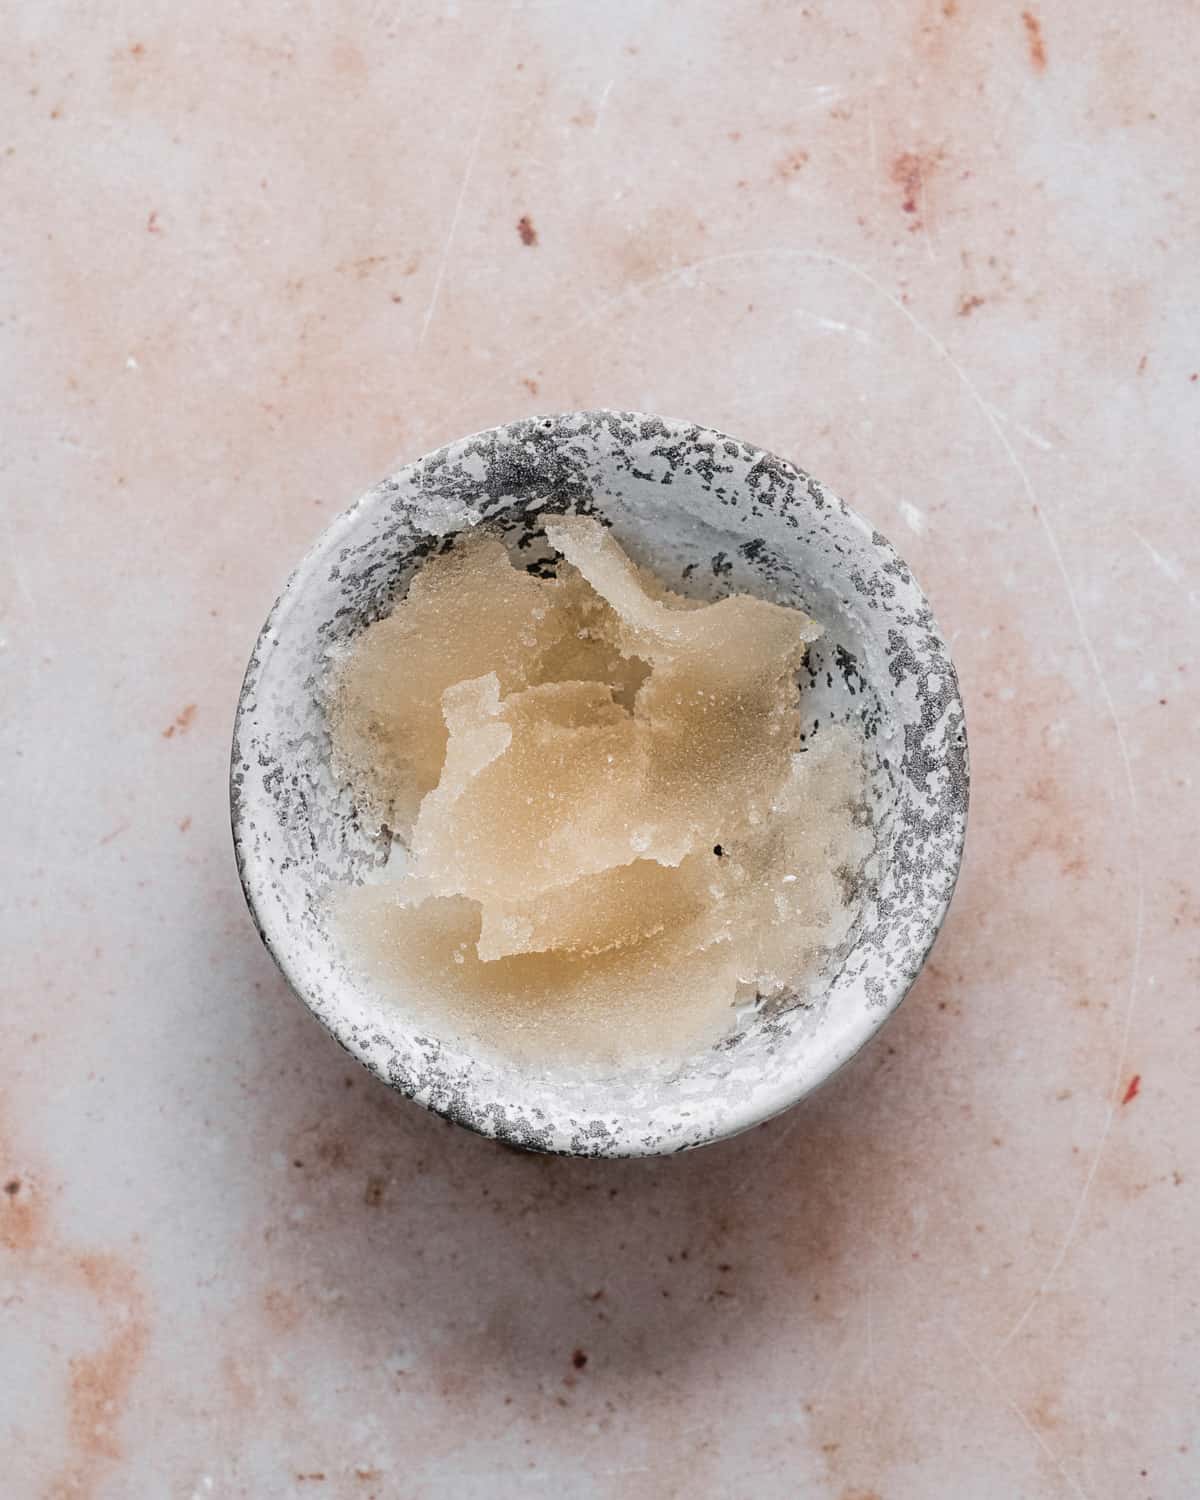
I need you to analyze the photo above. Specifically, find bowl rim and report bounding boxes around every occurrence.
[231,409,969,1155]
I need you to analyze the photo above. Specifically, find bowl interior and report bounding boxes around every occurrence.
[232,412,967,1155]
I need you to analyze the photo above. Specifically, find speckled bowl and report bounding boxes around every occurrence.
[231,412,968,1156]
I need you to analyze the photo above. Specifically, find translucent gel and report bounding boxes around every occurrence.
[328,517,870,1065]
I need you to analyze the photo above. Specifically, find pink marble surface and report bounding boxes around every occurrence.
[2,2,1198,1496]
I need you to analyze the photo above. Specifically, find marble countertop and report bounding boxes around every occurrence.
[3,3,1197,1496]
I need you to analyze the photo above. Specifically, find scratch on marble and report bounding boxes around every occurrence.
[417,4,516,349]
[844,1217,1094,1500]
[1014,422,1054,452]
[947,1324,1094,1500]
[8,558,38,618]
[876,271,1145,1362]
[793,307,872,344]
[489,247,1143,1362]
[920,176,939,264]
[984,402,1055,451]
[1130,527,1185,586]
[811,1311,857,1404]
[806,83,847,110]
[967,418,1144,1361]
[594,76,615,130]
[900,500,927,534]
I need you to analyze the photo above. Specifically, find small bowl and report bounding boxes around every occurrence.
[231,412,968,1156]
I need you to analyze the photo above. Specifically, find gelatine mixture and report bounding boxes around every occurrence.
[328,516,869,1065]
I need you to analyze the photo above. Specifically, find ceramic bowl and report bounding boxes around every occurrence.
[231,411,968,1156]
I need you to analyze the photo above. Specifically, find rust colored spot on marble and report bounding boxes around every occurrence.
[890,151,937,225]
[1029,1392,1063,1432]
[571,1348,588,1369]
[958,294,985,316]
[263,1285,303,1333]
[1022,11,1047,71]
[178,815,191,831]
[1121,1074,1141,1105]
[1,1171,44,1251]
[336,253,390,279]
[1010,771,1090,880]
[60,1253,150,1485]
[517,215,538,246]
[316,1137,349,1169]
[330,38,367,80]
[220,1351,259,1414]
[4,1111,151,1494]
[912,0,961,63]
[522,377,539,395]
[774,148,810,180]
[146,210,161,234]
[162,703,196,738]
